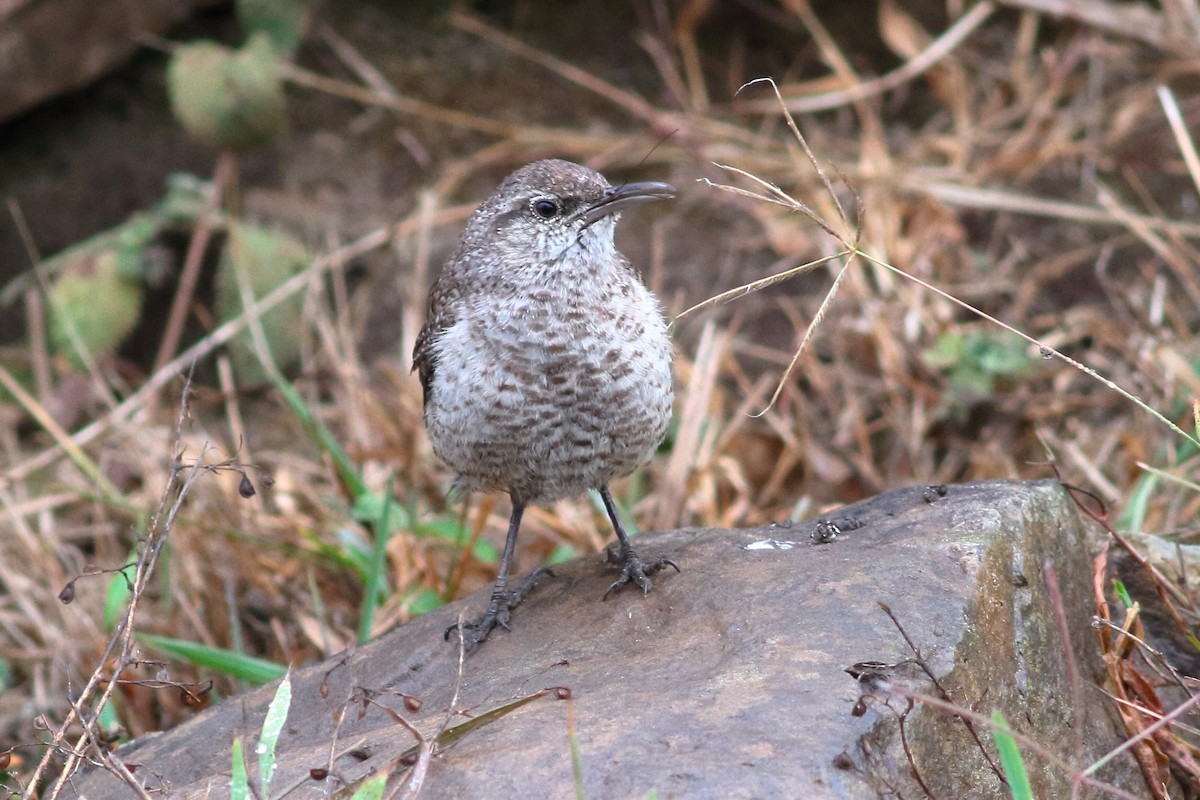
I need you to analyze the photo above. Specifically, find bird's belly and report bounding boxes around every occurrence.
[426,320,672,504]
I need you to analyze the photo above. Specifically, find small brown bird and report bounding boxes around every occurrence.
[413,159,678,648]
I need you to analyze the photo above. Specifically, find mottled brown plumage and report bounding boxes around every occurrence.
[414,159,678,648]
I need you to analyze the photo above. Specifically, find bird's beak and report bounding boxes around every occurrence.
[581,181,675,226]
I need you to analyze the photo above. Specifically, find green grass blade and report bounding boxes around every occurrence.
[992,711,1034,800]
[356,488,395,644]
[137,633,287,684]
[1117,470,1159,532]
[258,673,292,796]
[271,375,367,499]
[230,735,249,800]
[350,773,387,800]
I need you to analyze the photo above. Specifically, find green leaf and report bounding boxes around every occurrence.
[167,35,287,149]
[238,0,313,53]
[410,517,462,539]
[922,330,965,369]
[0,658,13,693]
[404,588,443,616]
[137,633,287,684]
[103,560,136,632]
[427,690,557,751]
[1116,470,1159,532]
[49,249,144,366]
[947,363,996,396]
[156,173,214,223]
[97,701,122,742]
[971,334,1033,377]
[258,673,292,795]
[353,492,413,533]
[414,516,499,564]
[472,538,499,564]
[1112,578,1133,609]
[925,331,1035,396]
[333,526,374,578]
[992,711,1033,800]
[214,221,311,383]
[547,543,578,565]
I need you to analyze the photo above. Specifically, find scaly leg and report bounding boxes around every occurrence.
[445,500,552,649]
[599,486,679,600]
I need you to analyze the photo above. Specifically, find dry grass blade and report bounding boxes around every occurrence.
[678,168,853,415]
[446,9,765,150]
[5,201,120,412]
[282,64,522,139]
[902,178,1200,239]
[1094,183,1200,310]
[740,2,996,115]
[707,162,842,240]
[653,321,725,529]
[6,198,52,400]
[2,226,390,485]
[683,76,864,415]
[283,62,626,158]
[151,152,233,375]
[674,248,844,321]
[1091,545,1176,798]
[397,618,469,800]
[25,374,221,797]
[0,363,119,499]
[752,260,854,416]
[995,0,1197,54]
[738,77,855,236]
[857,250,1200,450]
[1157,85,1200,197]
[448,11,663,126]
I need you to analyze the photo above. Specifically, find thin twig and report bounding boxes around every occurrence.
[878,602,1007,784]
[153,152,234,375]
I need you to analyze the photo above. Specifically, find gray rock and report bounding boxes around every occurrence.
[65,480,1143,798]
[0,0,217,123]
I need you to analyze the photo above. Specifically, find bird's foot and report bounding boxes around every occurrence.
[603,543,679,600]
[444,567,553,649]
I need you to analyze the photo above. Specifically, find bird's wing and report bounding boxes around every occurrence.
[412,273,459,409]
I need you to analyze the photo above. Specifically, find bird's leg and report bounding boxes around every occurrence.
[599,486,679,600]
[445,500,552,648]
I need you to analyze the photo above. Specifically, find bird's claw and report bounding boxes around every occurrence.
[444,567,554,649]
[443,608,509,649]
[603,546,679,600]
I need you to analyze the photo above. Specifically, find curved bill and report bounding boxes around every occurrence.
[581,181,676,226]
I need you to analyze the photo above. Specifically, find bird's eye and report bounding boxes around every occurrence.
[531,198,560,220]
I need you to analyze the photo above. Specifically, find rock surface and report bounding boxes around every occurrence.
[0,0,215,123]
[66,480,1142,798]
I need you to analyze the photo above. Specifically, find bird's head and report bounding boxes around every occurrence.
[461,159,675,277]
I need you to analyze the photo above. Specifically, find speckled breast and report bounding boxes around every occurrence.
[424,285,673,505]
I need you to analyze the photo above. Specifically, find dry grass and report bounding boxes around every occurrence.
[3,0,1200,793]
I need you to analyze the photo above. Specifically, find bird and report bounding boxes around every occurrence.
[413,158,678,649]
